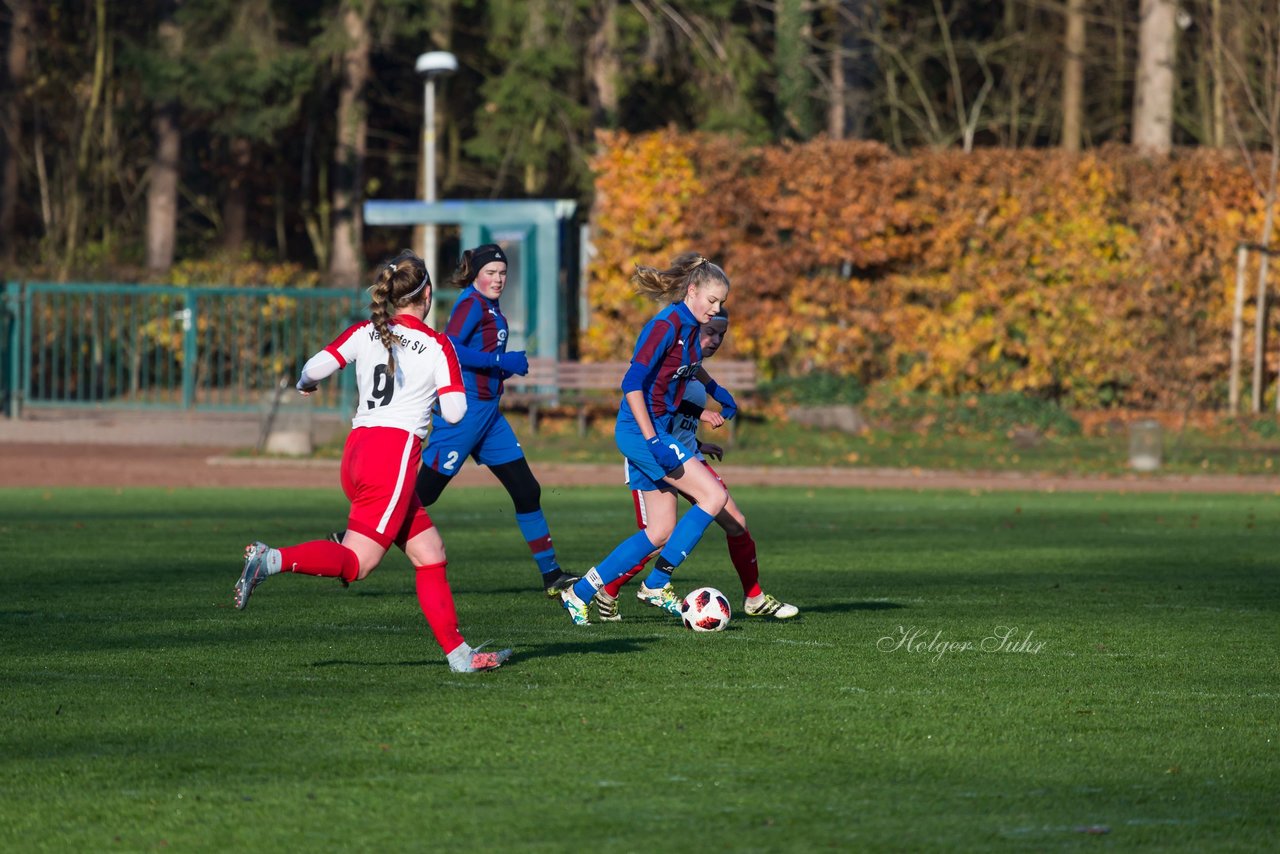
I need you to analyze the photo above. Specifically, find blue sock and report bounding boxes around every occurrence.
[643,506,715,589]
[515,510,559,576]
[572,530,657,601]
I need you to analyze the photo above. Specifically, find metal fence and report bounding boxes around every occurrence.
[3,282,364,418]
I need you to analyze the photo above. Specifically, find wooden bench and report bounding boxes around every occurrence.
[503,358,757,437]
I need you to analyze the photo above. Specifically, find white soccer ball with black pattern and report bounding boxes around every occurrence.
[681,586,731,632]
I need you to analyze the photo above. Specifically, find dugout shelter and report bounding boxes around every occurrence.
[363,199,578,362]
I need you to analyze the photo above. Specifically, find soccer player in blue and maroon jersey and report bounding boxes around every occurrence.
[415,243,577,597]
[595,309,798,622]
[560,252,736,625]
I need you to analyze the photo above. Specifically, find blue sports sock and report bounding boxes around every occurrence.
[515,510,559,575]
[572,530,657,601]
[643,505,715,589]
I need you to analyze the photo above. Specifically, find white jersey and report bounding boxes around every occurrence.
[313,315,464,439]
[669,379,707,461]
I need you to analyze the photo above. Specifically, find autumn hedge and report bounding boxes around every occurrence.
[586,130,1270,410]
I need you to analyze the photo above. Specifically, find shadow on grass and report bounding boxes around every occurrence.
[508,636,660,662]
[459,585,566,597]
[309,636,658,669]
[798,600,907,614]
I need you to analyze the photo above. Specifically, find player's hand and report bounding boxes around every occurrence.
[700,410,725,429]
[646,436,686,474]
[699,441,724,461]
[296,381,319,396]
[708,383,738,420]
[495,351,530,376]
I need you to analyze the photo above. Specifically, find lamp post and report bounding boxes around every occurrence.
[415,50,457,313]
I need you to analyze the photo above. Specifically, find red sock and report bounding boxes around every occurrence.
[726,531,761,598]
[604,560,648,598]
[278,541,360,582]
[414,562,464,654]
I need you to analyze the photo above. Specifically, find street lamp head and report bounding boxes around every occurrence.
[415,51,458,78]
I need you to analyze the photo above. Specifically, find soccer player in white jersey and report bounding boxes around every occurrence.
[594,308,799,622]
[233,250,512,673]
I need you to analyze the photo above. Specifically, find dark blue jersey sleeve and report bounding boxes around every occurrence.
[451,342,494,370]
[445,294,492,370]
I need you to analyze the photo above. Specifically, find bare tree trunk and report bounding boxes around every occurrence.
[823,0,876,139]
[826,0,845,138]
[1229,244,1248,411]
[329,0,371,288]
[1227,0,1280,411]
[146,0,183,274]
[1207,0,1225,147]
[587,0,619,128]
[825,1,845,138]
[1061,0,1085,152]
[777,0,816,139]
[2,0,32,264]
[63,0,108,271]
[1132,0,1176,154]
[1264,30,1280,411]
[145,106,180,273]
[221,137,251,254]
[1252,180,1278,413]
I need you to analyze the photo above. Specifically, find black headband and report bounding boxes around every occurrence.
[467,244,507,280]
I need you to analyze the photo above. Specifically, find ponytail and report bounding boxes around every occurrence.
[369,250,431,373]
[632,251,728,304]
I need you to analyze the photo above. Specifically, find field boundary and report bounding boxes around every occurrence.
[4,441,1280,493]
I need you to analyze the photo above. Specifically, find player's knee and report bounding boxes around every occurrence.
[645,520,675,547]
[415,466,451,507]
[510,476,540,514]
[721,512,746,537]
[705,486,728,517]
[407,541,446,566]
[496,464,541,514]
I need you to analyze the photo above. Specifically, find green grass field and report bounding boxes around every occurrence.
[2,485,1277,851]
[517,414,1280,477]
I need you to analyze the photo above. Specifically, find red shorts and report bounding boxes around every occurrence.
[340,426,434,549]
[631,459,726,529]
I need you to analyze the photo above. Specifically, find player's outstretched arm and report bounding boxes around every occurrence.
[701,376,737,421]
[699,409,725,429]
[296,350,341,395]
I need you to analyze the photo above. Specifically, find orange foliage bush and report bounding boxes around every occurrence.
[588,133,1272,409]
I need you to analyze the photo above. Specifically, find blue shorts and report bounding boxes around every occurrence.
[423,399,524,475]
[616,420,696,492]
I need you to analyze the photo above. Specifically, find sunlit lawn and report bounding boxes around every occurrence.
[516,411,1280,477]
[2,485,1277,851]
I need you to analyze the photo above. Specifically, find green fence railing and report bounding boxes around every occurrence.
[3,282,364,418]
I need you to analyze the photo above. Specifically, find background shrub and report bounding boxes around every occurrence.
[588,134,1266,412]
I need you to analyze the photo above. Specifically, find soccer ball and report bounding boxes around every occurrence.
[681,586,731,632]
